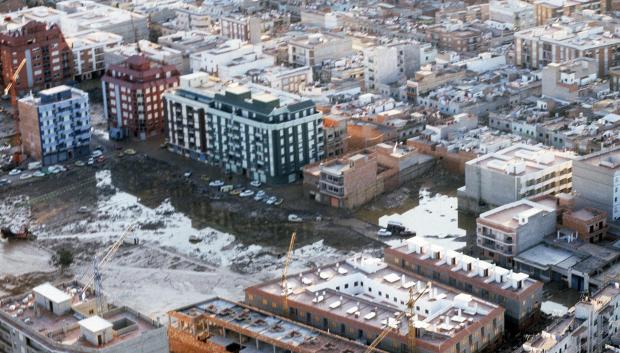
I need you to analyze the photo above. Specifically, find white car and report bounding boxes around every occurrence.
[8,169,21,176]
[266,196,277,205]
[254,191,266,201]
[377,229,392,237]
[288,214,302,223]
[239,190,254,197]
[91,150,103,158]
[87,158,95,166]
[33,171,45,177]
[19,173,32,180]
[250,180,262,187]
[209,180,224,187]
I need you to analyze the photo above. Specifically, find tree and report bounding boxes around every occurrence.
[55,248,74,273]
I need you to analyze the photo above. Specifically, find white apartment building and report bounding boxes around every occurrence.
[287,33,353,67]
[164,73,324,184]
[65,30,123,80]
[477,199,557,267]
[458,143,574,212]
[259,66,313,94]
[363,45,400,91]
[189,40,274,80]
[573,146,620,222]
[489,0,535,30]
[17,86,91,166]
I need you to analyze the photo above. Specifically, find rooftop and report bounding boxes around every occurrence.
[576,146,620,171]
[248,255,502,347]
[479,199,556,230]
[468,143,574,176]
[170,297,375,353]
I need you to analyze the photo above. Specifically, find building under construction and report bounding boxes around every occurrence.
[245,255,505,353]
[167,297,378,353]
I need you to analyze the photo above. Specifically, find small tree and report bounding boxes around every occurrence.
[56,248,74,273]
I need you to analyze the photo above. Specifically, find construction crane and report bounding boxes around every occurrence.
[364,282,431,353]
[79,224,137,314]
[3,57,27,164]
[280,232,296,316]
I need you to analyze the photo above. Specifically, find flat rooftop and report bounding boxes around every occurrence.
[248,255,501,347]
[468,143,573,176]
[0,282,162,351]
[576,146,620,171]
[389,237,539,295]
[479,199,556,230]
[170,297,375,353]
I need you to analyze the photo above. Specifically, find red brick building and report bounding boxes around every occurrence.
[0,21,74,95]
[101,55,179,140]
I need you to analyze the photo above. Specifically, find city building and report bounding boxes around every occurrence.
[303,143,434,208]
[458,144,574,213]
[256,65,313,94]
[103,41,185,75]
[542,58,610,103]
[56,0,149,42]
[66,30,123,81]
[245,255,505,353]
[385,237,543,329]
[0,21,74,95]
[562,208,608,243]
[189,39,274,80]
[423,21,486,55]
[287,33,353,67]
[102,55,180,140]
[158,30,226,74]
[519,283,620,353]
[219,15,261,44]
[534,0,603,25]
[477,198,558,267]
[514,18,620,77]
[164,72,324,184]
[572,146,620,223]
[17,85,90,166]
[323,115,348,158]
[363,45,400,92]
[0,281,168,353]
[489,0,535,30]
[167,297,374,353]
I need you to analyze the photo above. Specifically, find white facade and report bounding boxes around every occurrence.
[364,45,399,91]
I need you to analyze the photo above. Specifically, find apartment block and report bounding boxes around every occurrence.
[219,15,261,44]
[534,0,603,25]
[164,72,324,184]
[189,39,274,80]
[519,283,620,353]
[385,237,543,329]
[245,255,505,353]
[102,55,180,140]
[572,146,620,222]
[104,41,185,76]
[258,65,313,94]
[542,57,609,103]
[0,21,74,95]
[168,297,373,353]
[287,33,353,67]
[514,19,620,77]
[458,144,574,213]
[0,282,168,353]
[303,144,433,208]
[477,199,558,267]
[562,208,608,242]
[489,0,535,30]
[17,85,90,166]
[323,115,348,158]
[66,30,123,81]
[423,22,486,55]
[158,31,227,74]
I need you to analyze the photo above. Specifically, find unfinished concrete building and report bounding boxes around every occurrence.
[167,297,377,353]
[245,255,505,353]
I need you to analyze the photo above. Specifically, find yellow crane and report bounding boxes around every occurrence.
[364,282,430,353]
[280,232,296,316]
[3,58,27,164]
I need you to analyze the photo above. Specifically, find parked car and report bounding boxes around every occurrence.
[91,150,103,158]
[274,198,284,206]
[377,229,392,237]
[0,178,10,186]
[96,156,106,163]
[124,148,136,156]
[250,180,261,187]
[254,190,266,201]
[8,169,21,176]
[288,214,302,223]
[75,160,85,167]
[33,171,45,177]
[220,185,233,193]
[230,188,244,196]
[239,190,254,197]
[266,196,277,205]
[184,171,192,178]
[209,180,224,187]
[87,158,94,166]
[19,173,32,180]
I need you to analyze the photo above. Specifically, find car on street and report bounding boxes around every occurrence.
[33,171,45,177]
[230,188,244,196]
[288,214,302,223]
[8,169,21,176]
[220,185,233,193]
[377,229,392,237]
[0,178,10,186]
[184,171,192,178]
[19,173,32,180]
[87,158,94,166]
[75,160,85,167]
[124,148,136,155]
[266,196,277,205]
[274,198,283,206]
[254,190,266,201]
[250,180,261,187]
[209,180,224,187]
[91,150,103,158]
[239,190,254,197]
